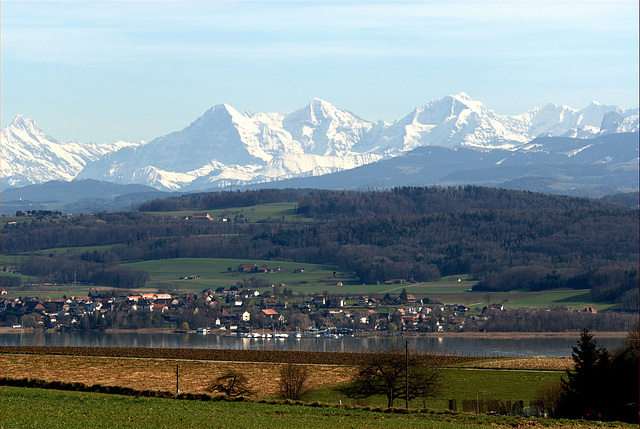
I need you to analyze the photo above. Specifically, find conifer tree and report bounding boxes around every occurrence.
[561,328,611,418]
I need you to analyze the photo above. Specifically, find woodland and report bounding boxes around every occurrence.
[2,186,638,311]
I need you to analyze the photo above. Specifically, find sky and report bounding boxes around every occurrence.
[1,1,638,144]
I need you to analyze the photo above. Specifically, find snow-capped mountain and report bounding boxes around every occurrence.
[1,115,138,188]
[75,99,383,191]
[362,93,531,152]
[3,94,638,192]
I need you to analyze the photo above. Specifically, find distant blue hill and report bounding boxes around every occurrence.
[245,132,639,198]
[1,179,171,214]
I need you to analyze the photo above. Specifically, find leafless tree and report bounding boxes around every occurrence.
[278,363,310,400]
[206,370,254,397]
[335,350,441,408]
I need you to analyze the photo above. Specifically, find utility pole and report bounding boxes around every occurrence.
[405,339,409,409]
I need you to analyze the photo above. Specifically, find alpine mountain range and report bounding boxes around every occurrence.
[2,92,638,211]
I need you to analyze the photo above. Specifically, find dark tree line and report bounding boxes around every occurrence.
[3,186,637,304]
[16,253,148,289]
[138,189,311,212]
[476,308,638,332]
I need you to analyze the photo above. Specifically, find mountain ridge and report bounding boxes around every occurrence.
[2,93,638,193]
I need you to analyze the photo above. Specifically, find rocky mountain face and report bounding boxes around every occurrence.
[2,93,638,192]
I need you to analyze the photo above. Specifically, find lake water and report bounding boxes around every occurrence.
[1,330,627,357]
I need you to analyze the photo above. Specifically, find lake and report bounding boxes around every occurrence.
[1,330,627,357]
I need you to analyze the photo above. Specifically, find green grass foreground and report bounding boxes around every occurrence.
[1,387,632,429]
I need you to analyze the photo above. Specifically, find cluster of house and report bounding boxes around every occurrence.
[0,286,599,332]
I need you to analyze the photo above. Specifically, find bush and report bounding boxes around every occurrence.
[206,370,254,397]
[533,380,565,418]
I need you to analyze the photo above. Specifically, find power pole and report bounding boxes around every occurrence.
[405,339,409,409]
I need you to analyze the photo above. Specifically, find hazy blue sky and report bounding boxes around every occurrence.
[2,1,638,143]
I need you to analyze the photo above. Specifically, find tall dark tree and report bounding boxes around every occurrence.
[561,328,611,418]
[609,324,639,422]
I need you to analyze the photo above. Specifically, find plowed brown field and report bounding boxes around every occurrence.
[0,346,478,365]
[0,346,480,398]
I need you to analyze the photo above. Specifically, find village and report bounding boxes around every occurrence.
[1,264,607,335]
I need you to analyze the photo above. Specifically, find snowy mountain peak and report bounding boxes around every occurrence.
[11,114,28,126]
[8,115,49,137]
[304,98,340,121]
[4,94,637,192]
[2,115,139,189]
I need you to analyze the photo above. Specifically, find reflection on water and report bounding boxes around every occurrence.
[1,330,626,357]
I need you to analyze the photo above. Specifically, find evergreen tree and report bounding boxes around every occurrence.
[609,325,639,422]
[561,328,611,418]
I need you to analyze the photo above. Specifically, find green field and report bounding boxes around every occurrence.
[147,202,311,223]
[307,367,562,410]
[124,257,353,292]
[1,245,118,269]
[2,386,629,429]
[122,257,610,310]
[2,248,612,311]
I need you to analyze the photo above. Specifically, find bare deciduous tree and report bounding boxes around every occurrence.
[335,350,441,408]
[206,370,254,397]
[278,363,310,400]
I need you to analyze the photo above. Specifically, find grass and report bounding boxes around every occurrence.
[146,202,312,223]
[0,352,563,411]
[2,386,632,429]
[124,257,353,292]
[26,244,119,256]
[2,250,611,311]
[126,256,606,310]
[2,240,610,311]
[308,368,563,410]
[0,285,122,300]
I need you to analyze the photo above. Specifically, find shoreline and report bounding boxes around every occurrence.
[2,327,629,339]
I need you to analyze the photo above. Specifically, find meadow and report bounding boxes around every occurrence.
[120,257,607,310]
[0,348,565,409]
[147,201,310,223]
[2,252,607,311]
[6,386,631,429]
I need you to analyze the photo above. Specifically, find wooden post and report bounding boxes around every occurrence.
[405,339,409,409]
[176,363,180,394]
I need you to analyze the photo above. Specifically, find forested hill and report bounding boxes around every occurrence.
[139,186,620,214]
[4,186,638,310]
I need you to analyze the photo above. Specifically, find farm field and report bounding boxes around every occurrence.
[2,252,611,311]
[124,257,354,292]
[5,387,631,429]
[146,201,310,223]
[1,347,564,409]
[121,258,611,310]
